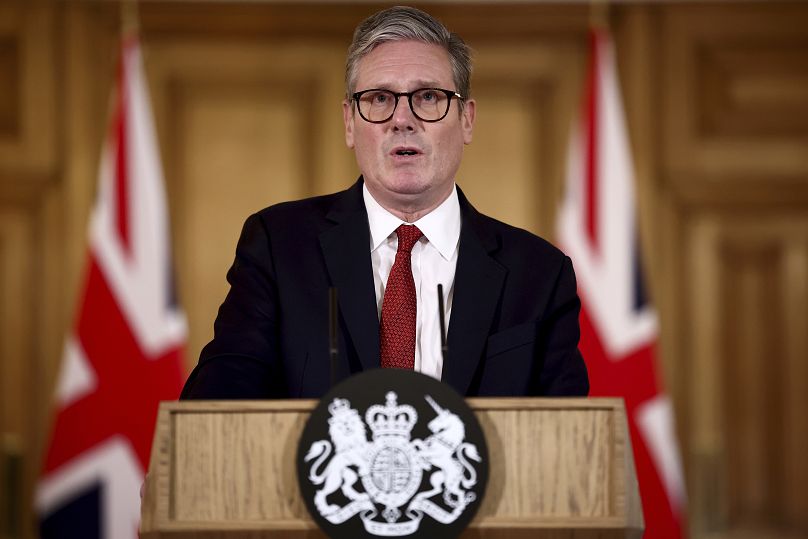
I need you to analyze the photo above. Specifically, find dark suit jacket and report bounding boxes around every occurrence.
[181,178,588,399]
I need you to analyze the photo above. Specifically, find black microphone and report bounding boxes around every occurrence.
[438,284,448,366]
[328,287,339,388]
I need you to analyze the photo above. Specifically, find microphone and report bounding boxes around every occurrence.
[328,287,339,388]
[438,284,448,366]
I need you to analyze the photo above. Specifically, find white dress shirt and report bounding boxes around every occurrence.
[363,184,461,380]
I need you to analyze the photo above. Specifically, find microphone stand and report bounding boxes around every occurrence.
[438,284,448,367]
[329,287,339,388]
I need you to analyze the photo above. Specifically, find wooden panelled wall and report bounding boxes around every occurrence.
[0,1,806,538]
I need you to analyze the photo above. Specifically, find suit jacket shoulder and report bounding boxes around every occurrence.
[450,186,588,396]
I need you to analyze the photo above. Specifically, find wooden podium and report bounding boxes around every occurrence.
[141,398,643,538]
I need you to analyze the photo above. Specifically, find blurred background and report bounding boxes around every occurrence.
[1,1,807,538]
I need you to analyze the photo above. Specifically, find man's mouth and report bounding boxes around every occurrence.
[391,147,422,157]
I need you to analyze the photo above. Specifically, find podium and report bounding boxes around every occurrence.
[141,398,643,538]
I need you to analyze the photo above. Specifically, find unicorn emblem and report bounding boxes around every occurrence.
[411,396,481,513]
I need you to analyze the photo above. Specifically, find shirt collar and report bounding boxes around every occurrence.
[363,183,461,261]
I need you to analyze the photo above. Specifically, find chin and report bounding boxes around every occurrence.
[384,176,432,196]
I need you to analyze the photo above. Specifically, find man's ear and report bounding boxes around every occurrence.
[461,98,476,145]
[343,99,355,148]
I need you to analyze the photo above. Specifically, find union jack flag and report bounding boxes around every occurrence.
[557,29,688,538]
[36,34,186,538]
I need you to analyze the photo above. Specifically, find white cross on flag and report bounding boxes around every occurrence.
[557,28,688,538]
[36,34,186,538]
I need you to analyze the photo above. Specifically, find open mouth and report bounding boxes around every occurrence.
[392,147,421,157]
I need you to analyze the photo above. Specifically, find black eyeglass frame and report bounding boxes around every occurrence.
[351,87,465,124]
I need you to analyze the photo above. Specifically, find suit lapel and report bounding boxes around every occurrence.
[319,179,380,372]
[317,181,505,391]
[443,189,507,395]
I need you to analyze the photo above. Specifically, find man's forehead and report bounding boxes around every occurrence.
[354,40,454,89]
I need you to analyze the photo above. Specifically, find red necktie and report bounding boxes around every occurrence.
[380,224,423,369]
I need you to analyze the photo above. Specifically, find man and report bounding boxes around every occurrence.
[181,6,588,399]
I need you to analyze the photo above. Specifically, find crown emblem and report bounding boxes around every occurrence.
[365,391,417,440]
[328,398,360,426]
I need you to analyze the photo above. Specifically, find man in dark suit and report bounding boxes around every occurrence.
[181,6,588,399]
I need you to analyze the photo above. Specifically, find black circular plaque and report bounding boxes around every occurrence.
[296,369,488,539]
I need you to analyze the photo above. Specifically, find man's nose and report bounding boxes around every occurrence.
[391,95,417,130]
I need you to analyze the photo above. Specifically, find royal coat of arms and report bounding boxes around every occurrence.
[301,389,484,537]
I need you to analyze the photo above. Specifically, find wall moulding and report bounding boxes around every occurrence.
[0,1,57,176]
[663,3,808,179]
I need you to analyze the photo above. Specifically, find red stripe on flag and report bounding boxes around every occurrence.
[42,256,183,474]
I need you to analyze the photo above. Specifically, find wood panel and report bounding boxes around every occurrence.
[721,219,808,534]
[0,35,19,138]
[663,2,808,179]
[0,1,57,175]
[684,212,808,537]
[0,206,38,539]
[0,186,63,539]
[142,398,642,538]
[0,2,61,539]
[662,5,808,538]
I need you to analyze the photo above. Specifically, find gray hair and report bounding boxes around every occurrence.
[345,6,472,100]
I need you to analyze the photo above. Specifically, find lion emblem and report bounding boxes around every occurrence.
[304,398,371,515]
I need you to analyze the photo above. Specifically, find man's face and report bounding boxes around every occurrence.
[343,40,475,215]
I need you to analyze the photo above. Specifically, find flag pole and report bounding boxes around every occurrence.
[589,0,609,31]
[121,0,140,39]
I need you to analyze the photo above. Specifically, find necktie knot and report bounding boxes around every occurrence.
[396,224,423,254]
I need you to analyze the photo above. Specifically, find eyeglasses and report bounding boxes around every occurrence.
[351,88,464,123]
